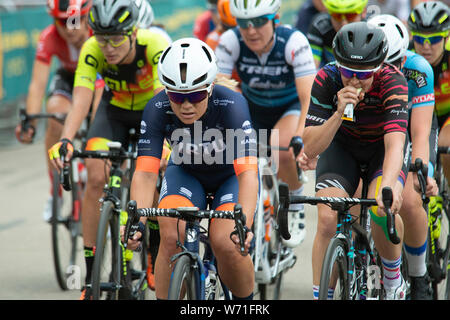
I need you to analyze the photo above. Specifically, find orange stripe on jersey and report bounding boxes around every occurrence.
[233,156,258,176]
[136,156,160,174]
[86,137,110,151]
[215,202,236,212]
[158,195,194,209]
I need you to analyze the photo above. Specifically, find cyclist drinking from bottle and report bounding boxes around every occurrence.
[48,0,170,299]
[124,38,259,300]
[304,21,409,300]
[215,0,316,247]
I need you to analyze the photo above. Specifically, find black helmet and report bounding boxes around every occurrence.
[88,0,139,34]
[408,1,450,33]
[333,21,388,67]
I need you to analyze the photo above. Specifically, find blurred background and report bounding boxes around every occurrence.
[0,0,303,148]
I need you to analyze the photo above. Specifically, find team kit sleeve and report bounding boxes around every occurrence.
[408,55,435,109]
[284,30,317,78]
[381,70,409,134]
[215,29,240,76]
[35,26,55,65]
[135,96,167,174]
[221,89,258,176]
[73,37,102,91]
[305,66,336,127]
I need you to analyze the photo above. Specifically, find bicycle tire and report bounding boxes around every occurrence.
[436,204,450,300]
[168,254,199,300]
[91,200,120,300]
[319,238,349,300]
[51,169,80,290]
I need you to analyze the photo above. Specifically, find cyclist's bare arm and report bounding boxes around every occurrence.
[377,131,406,212]
[60,86,93,142]
[294,74,315,138]
[126,170,158,249]
[17,60,51,142]
[410,106,436,194]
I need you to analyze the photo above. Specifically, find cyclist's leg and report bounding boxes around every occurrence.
[155,164,206,299]
[209,174,255,299]
[438,115,450,186]
[42,70,73,220]
[312,139,360,299]
[80,101,139,293]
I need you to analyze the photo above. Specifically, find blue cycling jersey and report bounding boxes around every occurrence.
[137,85,257,189]
[216,25,316,108]
[402,50,435,111]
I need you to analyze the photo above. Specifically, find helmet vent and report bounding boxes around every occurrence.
[160,47,171,63]
[162,75,175,86]
[201,46,212,62]
[193,74,207,86]
[347,31,354,44]
[179,63,187,83]
[366,33,374,44]
[395,24,405,38]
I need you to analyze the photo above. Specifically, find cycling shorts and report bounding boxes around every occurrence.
[248,100,300,131]
[159,163,243,212]
[315,135,411,195]
[85,98,142,151]
[47,68,74,101]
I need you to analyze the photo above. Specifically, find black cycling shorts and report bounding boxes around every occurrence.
[85,98,142,151]
[47,68,74,101]
[315,135,411,196]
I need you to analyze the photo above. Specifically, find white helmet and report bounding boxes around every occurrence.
[230,0,281,19]
[158,38,218,91]
[368,14,409,64]
[134,0,154,29]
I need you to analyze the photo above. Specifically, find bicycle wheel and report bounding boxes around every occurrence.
[319,238,350,300]
[50,169,81,290]
[168,254,199,300]
[91,200,120,300]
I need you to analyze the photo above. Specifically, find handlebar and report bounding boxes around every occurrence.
[409,158,429,205]
[124,200,249,255]
[285,184,400,245]
[19,108,66,129]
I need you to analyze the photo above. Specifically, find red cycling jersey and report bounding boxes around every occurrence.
[35,24,90,73]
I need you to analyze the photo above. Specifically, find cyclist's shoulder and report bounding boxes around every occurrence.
[77,36,103,62]
[136,28,171,63]
[404,50,433,74]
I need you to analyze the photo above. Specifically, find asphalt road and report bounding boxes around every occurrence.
[0,140,318,300]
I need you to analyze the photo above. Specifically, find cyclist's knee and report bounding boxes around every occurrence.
[399,190,423,218]
[316,207,338,239]
[85,159,108,188]
[46,95,71,113]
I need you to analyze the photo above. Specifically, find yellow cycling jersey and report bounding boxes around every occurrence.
[74,28,169,111]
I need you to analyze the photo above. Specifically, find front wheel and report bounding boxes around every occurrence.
[319,238,349,300]
[168,255,199,300]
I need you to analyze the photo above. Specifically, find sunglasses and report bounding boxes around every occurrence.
[236,14,275,29]
[329,12,360,22]
[55,15,87,28]
[412,32,448,45]
[166,86,212,104]
[337,63,380,80]
[95,32,131,48]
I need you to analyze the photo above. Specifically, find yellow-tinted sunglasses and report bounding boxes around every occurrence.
[411,31,449,45]
[95,31,132,48]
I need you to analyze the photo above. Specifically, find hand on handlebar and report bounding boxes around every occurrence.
[298,152,318,171]
[120,224,144,251]
[15,123,36,144]
[376,185,403,216]
[48,138,74,171]
[230,227,253,256]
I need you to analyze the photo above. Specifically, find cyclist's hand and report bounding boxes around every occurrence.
[336,86,364,116]
[48,138,74,171]
[231,229,253,256]
[376,185,403,215]
[120,225,143,251]
[426,176,438,197]
[298,152,318,171]
[15,123,35,144]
